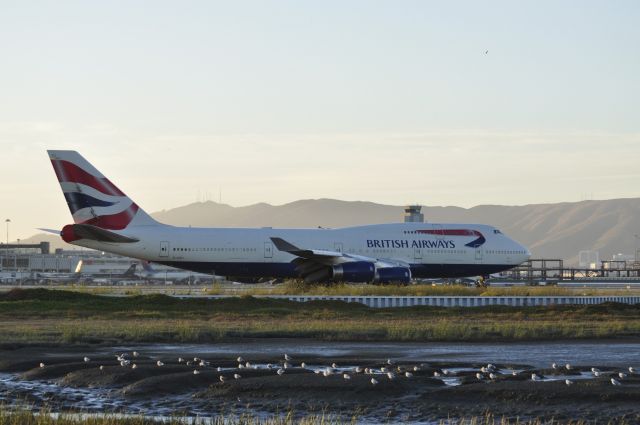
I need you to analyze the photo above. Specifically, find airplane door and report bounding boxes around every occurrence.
[159,241,170,258]
[264,242,273,259]
[334,242,343,253]
[414,248,422,260]
[475,248,483,263]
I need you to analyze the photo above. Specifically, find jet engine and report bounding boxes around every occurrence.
[332,261,375,283]
[331,262,412,284]
[375,267,412,284]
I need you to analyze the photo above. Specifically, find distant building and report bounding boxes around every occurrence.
[578,250,599,269]
[404,205,424,223]
[612,253,634,262]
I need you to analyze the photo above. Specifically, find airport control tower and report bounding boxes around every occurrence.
[404,205,424,223]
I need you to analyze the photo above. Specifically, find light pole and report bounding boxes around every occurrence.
[3,219,9,272]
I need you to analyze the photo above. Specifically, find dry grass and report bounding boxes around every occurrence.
[0,289,639,344]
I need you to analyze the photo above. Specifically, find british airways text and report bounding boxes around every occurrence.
[366,239,456,249]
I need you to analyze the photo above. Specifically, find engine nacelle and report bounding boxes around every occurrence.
[375,267,412,284]
[332,261,375,283]
[332,262,412,284]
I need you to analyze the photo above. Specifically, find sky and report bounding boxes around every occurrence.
[1,0,639,240]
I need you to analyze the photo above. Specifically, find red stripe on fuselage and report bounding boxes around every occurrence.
[51,159,125,197]
[417,229,481,237]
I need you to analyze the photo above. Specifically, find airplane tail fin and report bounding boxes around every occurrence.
[47,150,158,230]
[123,264,137,277]
[74,260,83,274]
[141,261,154,273]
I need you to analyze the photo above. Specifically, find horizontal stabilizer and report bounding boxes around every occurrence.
[61,223,139,244]
[38,228,62,235]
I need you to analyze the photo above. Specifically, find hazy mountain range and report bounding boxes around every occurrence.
[18,198,640,265]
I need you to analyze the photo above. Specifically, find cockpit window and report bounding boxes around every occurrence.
[493,229,502,234]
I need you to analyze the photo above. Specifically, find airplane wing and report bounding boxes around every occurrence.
[269,237,411,284]
[270,237,342,261]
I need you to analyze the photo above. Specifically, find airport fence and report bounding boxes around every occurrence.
[183,295,640,308]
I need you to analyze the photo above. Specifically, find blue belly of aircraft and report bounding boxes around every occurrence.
[157,261,515,279]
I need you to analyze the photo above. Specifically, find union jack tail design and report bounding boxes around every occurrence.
[48,150,157,230]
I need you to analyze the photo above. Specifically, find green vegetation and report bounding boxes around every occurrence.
[0,408,349,425]
[49,281,640,298]
[202,281,640,297]
[0,289,639,344]
[0,409,631,425]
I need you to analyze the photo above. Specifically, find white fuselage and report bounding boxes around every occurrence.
[70,222,530,279]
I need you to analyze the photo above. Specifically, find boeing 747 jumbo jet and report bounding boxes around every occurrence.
[46,151,530,284]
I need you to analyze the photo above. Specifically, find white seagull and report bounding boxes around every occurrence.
[371,378,379,385]
[156,361,164,367]
[83,357,90,363]
[565,379,574,386]
[611,378,622,386]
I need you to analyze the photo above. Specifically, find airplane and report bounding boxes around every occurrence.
[137,261,213,283]
[45,150,531,284]
[78,263,138,281]
[36,259,84,283]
